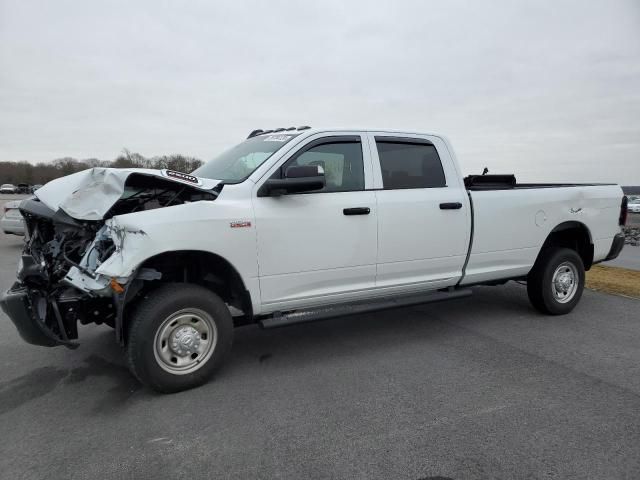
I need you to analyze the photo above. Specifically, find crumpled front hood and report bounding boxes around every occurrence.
[34,167,220,221]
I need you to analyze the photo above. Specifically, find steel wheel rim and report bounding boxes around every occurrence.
[153,308,217,375]
[551,261,579,304]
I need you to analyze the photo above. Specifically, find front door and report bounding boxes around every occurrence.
[253,134,377,310]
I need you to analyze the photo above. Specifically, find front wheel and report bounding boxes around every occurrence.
[126,283,233,393]
[527,247,585,315]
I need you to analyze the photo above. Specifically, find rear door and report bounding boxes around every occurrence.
[368,133,470,289]
[253,133,378,309]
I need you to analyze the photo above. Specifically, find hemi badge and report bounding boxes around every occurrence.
[230,221,251,228]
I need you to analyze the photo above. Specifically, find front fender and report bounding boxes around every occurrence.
[95,200,259,297]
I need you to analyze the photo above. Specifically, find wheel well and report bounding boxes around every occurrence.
[539,222,594,270]
[130,250,252,322]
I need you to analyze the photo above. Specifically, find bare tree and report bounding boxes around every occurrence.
[0,149,204,184]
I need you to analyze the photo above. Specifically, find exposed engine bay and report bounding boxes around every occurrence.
[4,170,219,348]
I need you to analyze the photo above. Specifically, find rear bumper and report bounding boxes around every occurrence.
[0,285,65,347]
[603,233,625,261]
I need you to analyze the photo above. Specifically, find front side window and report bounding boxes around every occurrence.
[193,133,299,183]
[376,139,446,189]
[280,139,364,193]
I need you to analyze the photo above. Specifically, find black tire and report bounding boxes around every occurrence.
[527,247,585,315]
[126,283,233,393]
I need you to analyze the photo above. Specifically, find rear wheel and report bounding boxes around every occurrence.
[126,283,233,393]
[527,247,585,315]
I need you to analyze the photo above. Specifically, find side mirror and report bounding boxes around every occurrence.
[258,165,325,197]
[284,165,323,178]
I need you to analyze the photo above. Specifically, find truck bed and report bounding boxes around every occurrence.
[460,182,623,285]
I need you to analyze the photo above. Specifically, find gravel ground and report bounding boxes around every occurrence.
[1,218,640,479]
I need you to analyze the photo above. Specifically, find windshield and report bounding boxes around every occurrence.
[192,133,299,183]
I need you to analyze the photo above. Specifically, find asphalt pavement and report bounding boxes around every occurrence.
[603,212,640,270]
[0,219,639,479]
[604,246,640,270]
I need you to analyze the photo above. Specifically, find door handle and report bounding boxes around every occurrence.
[439,202,462,210]
[343,207,370,216]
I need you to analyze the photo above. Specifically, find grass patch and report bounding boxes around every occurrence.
[586,265,640,298]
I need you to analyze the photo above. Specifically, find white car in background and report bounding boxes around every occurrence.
[627,196,640,213]
[1,200,25,235]
[0,184,17,194]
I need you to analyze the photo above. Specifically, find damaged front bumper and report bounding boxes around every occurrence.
[2,199,123,348]
[0,284,79,348]
[4,170,212,349]
[2,219,156,348]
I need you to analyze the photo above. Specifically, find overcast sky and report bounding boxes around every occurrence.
[1,0,639,183]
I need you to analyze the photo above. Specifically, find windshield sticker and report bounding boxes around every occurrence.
[263,135,291,142]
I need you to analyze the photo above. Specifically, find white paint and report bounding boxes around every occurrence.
[366,132,470,289]
[462,184,621,284]
[35,167,220,221]
[254,191,378,305]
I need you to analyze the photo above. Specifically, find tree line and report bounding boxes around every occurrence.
[0,149,204,185]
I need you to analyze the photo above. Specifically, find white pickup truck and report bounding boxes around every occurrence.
[1,127,628,392]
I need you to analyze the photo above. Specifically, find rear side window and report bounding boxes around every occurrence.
[375,139,446,189]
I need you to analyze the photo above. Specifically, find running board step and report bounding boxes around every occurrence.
[259,288,472,329]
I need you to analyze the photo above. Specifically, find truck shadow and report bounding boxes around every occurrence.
[227,285,532,374]
[228,304,457,371]
[0,285,532,412]
[0,365,65,416]
[0,351,142,416]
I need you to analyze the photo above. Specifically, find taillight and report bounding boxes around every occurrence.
[620,196,628,226]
